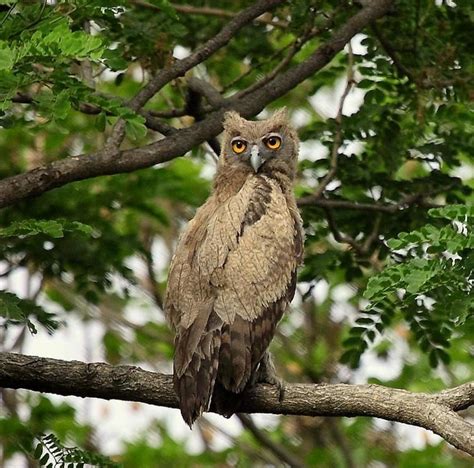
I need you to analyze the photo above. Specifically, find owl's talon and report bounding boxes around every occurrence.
[255,352,286,401]
[277,380,286,402]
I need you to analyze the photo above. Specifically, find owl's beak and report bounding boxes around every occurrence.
[250,145,263,172]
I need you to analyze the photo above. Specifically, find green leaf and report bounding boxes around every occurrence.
[103,48,128,71]
[0,291,23,321]
[96,112,107,132]
[0,43,14,70]
[0,219,93,239]
[429,204,474,220]
[355,317,374,325]
[125,115,147,140]
[33,443,43,460]
[405,261,438,294]
[0,291,59,334]
[53,90,71,120]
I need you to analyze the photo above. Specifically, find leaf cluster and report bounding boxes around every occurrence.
[342,205,473,367]
[33,433,118,468]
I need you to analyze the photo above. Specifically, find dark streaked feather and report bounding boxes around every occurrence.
[241,177,272,229]
[216,270,297,416]
[173,309,222,427]
[218,315,252,393]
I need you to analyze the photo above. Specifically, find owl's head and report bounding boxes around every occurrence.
[220,108,299,180]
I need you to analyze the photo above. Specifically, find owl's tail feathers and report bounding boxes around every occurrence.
[213,315,254,418]
[173,309,222,427]
[212,383,245,418]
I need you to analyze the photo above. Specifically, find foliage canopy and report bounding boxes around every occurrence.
[0,0,472,466]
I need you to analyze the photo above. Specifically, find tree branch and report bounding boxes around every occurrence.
[128,0,285,113]
[237,414,305,467]
[130,0,289,29]
[0,352,472,455]
[297,196,443,212]
[233,6,337,99]
[371,22,416,82]
[12,93,177,136]
[185,78,223,155]
[0,0,394,210]
[312,43,354,199]
[104,0,285,150]
[324,207,362,252]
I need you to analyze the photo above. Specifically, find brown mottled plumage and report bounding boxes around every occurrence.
[165,109,304,426]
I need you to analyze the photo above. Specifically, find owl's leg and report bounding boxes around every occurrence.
[253,352,286,402]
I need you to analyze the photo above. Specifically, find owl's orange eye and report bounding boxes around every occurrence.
[232,140,247,154]
[265,136,282,150]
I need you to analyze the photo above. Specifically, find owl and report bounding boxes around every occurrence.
[165,108,304,426]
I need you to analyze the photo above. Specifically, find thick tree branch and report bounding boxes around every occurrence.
[127,0,284,113]
[0,0,394,209]
[0,352,472,455]
[105,0,285,149]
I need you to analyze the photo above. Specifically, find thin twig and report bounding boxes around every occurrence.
[231,8,339,97]
[297,195,443,212]
[223,41,294,92]
[237,414,305,467]
[148,108,188,118]
[313,43,354,199]
[371,23,415,82]
[327,420,356,468]
[141,231,164,310]
[324,208,361,253]
[12,92,177,136]
[9,0,47,38]
[199,416,275,464]
[362,213,382,254]
[130,0,288,28]
[0,2,16,27]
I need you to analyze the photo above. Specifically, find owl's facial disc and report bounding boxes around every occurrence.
[229,131,284,173]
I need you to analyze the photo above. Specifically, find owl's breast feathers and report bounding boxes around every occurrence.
[165,173,303,426]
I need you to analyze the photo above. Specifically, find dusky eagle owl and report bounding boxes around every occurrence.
[165,108,303,426]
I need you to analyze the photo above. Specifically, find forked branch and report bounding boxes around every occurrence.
[0,0,394,210]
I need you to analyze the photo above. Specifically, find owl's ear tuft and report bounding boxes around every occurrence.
[223,111,247,131]
[270,107,289,126]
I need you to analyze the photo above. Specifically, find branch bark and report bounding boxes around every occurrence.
[0,352,472,455]
[0,0,394,210]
